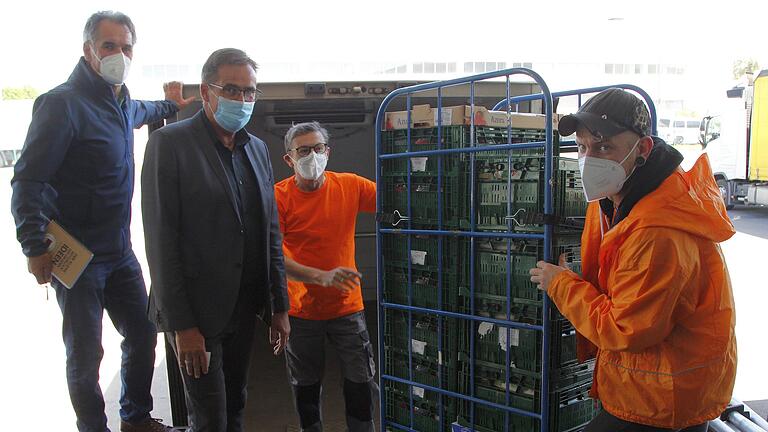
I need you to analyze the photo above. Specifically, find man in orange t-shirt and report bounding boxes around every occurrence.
[275,121,376,432]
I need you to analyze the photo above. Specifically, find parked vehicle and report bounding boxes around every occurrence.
[658,115,701,144]
[699,70,768,208]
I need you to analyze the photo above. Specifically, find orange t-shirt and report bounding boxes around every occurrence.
[275,172,376,320]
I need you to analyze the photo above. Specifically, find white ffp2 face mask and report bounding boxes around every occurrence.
[578,138,641,202]
[92,47,131,85]
[293,152,328,181]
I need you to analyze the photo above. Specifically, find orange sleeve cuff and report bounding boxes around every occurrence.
[548,269,580,307]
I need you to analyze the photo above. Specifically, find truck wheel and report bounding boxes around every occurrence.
[717,178,735,210]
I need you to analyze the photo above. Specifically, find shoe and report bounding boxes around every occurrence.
[120,418,174,432]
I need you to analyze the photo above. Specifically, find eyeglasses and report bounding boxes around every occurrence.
[289,143,329,158]
[207,83,262,102]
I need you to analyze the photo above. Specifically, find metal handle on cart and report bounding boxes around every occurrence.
[376,210,410,227]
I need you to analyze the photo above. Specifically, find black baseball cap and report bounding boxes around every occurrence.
[558,88,651,139]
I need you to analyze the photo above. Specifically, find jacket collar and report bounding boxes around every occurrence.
[599,137,683,227]
[199,109,250,149]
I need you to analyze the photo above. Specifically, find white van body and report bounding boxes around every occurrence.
[658,116,701,144]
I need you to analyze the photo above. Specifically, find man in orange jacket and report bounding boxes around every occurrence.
[530,88,737,432]
[275,122,377,432]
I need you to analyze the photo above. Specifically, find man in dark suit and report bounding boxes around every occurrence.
[141,48,290,432]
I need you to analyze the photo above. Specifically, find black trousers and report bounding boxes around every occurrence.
[285,311,376,432]
[585,410,709,432]
[167,311,257,432]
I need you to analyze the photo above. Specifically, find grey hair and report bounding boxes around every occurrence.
[201,48,259,84]
[83,11,136,44]
[284,122,330,153]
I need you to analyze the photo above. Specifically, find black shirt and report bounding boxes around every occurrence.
[201,114,266,329]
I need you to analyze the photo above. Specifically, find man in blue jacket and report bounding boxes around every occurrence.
[10,11,193,432]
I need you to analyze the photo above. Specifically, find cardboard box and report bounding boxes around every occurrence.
[472,107,561,130]
[384,104,560,130]
[383,104,465,130]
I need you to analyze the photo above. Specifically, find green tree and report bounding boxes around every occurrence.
[733,59,760,80]
[1,86,39,100]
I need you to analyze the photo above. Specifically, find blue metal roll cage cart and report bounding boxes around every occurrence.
[374,68,656,432]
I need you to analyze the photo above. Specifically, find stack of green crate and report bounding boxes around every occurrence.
[381,120,596,432]
[385,380,461,432]
[380,170,470,230]
[381,125,543,155]
[475,155,586,232]
[383,309,466,390]
[458,319,580,374]
[382,232,470,313]
[380,125,586,232]
[455,233,597,431]
[456,379,596,432]
[384,308,468,431]
[455,319,597,431]
[469,235,582,324]
[380,125,474,230]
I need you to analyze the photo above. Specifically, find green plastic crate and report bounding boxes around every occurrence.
[384,308,468,368]
[381,132,549,179]
[382,233,471,313]
[475,156,586,232]
[383,263,468,313]
[459,318,580,375]
[385,380,458,432]
[456,380,597,432]
[382,152,467,178]
[468,235,582,325]
[383,125,549,150]
[466,292,547,325]
[385,347,459,392]
[458,359,594,398]
[382,232,471,269]
[382,125,471,154]
[381,173,471,230]
[382,125,554,157]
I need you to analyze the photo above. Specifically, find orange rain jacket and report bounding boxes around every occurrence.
[549,154,737,429]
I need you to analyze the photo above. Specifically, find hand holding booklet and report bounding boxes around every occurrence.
[46,220,94,289]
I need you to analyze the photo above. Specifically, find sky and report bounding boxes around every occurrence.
[1,0,766,92]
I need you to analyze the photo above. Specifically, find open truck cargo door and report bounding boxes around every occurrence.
[149,77,542,427]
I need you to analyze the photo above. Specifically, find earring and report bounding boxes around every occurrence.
[635,157,646,166]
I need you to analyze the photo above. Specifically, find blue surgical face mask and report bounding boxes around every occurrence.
[212,96,254,133]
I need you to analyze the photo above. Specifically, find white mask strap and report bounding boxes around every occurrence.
[619,137,643,165]
[89,44,103,63]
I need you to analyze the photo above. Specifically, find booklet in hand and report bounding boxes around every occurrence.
[46,221,94,289]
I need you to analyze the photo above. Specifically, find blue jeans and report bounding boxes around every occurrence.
[54,252,157,432]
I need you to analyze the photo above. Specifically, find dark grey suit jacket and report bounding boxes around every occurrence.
[141,110,288,337]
